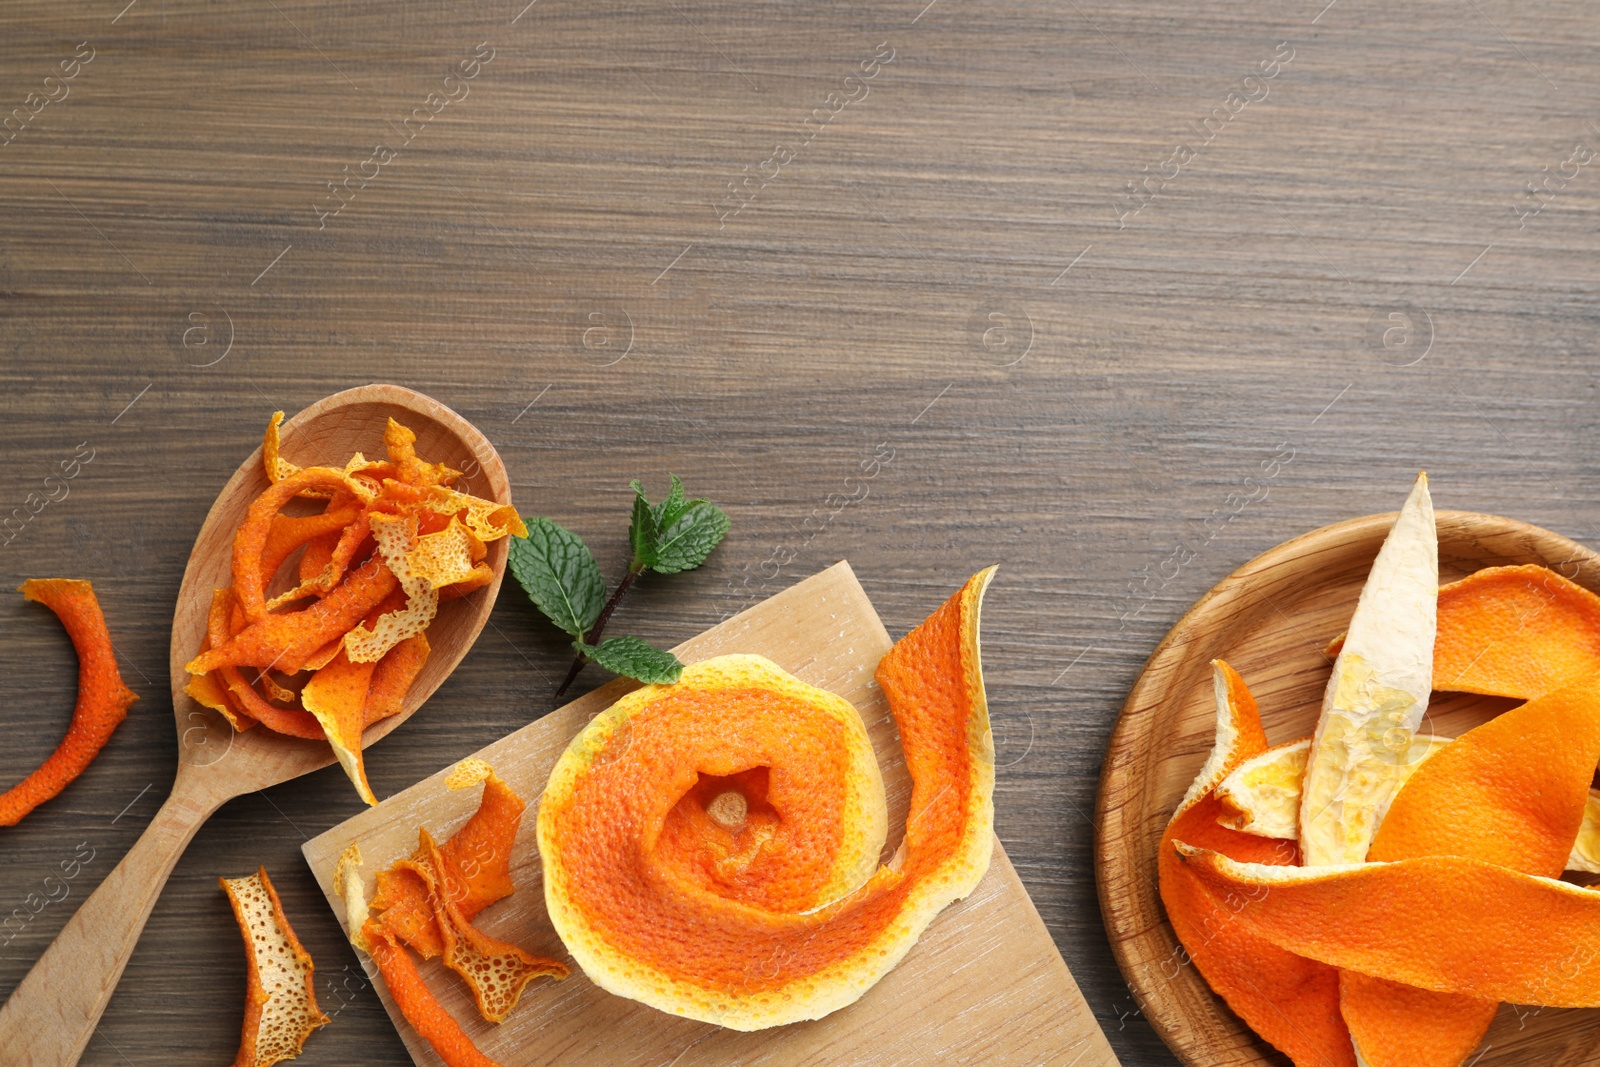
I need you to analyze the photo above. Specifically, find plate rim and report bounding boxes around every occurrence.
[1092,508,1600,1067]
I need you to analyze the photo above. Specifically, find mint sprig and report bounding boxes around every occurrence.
[506,475,729,699]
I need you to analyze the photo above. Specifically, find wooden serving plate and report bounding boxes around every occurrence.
[306,561,1120,1067]
[1095,510,1600,1067]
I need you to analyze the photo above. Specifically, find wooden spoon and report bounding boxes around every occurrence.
[0,384,515,1065]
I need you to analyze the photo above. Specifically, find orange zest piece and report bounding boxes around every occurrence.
[363,926,503,1067]
[1174,846,1600,1007]
[1157,661,1355,1067]
[335,761,565,1063]
[302,649,381,805]
[0,580,138,826]
[537,569,997,1030]
[221,867,330,1067]
[1433,563,1600,698]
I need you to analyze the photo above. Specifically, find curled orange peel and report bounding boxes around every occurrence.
[221,867,329,1067]
[1156,661,1355,1067]
[538,569,998,1030]
[196,412,520,802]
[1173,846,1600,1008]
[0,580,138,826]
[1337,672,1600,1064]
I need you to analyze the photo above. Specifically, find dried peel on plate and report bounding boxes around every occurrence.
[1157,661,1356,1067]
[1174,847,1600,1008]
[538,568,998,1030]
[0,579,138,826]
[1161,475,1600,1067]
[1337,673,1600,1064]
[1299,472,1436,868]
[184,411,519,804]
[335,761,566,1067]
[221,867,329,1067]
[1215,734,1600,873]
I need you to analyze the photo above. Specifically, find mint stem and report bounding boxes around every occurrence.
[553,561,645,702]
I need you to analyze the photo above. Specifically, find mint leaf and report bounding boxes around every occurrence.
[577,635,684,684]
[508,518,604,639]
[632,474,729,574]
[628,479,657,569]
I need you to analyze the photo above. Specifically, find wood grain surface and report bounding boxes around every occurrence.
[305,562,1117,1067]
[0,0,1597,1062]
[1098,511,1600,1067]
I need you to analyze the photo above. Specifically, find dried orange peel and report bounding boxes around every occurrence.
[185,411,517,804]
[1161,478,1600,1067]
[538,568,997,1030]
[335,760,565,1067]
[1333,672,1600,1063]
[1214,734,1600,873]
[221,867,329,1067]
[1175,847,1600,1008]
[1157,661,1356,1067]
[0,579,138,826]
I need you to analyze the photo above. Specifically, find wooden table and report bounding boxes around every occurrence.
[1,0,1595,1062]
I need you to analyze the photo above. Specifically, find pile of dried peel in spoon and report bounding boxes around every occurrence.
[1161,472,1600,1067]
[185,412,524,805]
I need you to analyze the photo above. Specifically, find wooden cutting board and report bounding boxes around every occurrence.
[1095,510,1600,1067]
[304,561,1119,1067]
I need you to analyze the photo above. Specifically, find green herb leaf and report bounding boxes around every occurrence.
[631,474,730,574]
[576,635,684,684]
[508,517,605,640]
[628,479,656,570]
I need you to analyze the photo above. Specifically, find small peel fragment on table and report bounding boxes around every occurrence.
[221,867,330,1067]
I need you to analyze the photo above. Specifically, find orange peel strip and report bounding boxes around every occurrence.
[537,568,997,1030]
[221,867,329,1067]
[231,467,377,623]
[336,764,562,1062]
[364,633,429,728]
[188,558,399,675]
[407,827,566,1023]
[1157,661,1354,1067]
[363,925,503,1067]
[301,649,381,805]
[0,580,138,826]
[1173,846,1600,1008]
[344,514,438,664]
[384,417,460,488]
[1433,563,1600,699]
[1338,673,1600,1065]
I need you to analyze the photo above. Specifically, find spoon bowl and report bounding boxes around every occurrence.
[0,384,513,1065]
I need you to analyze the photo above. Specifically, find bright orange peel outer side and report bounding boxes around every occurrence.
[1157,661,1355,1067]
[0,580,138,826]
[1176,847,1600,1008]
[221,867,329,1067]
[1337,672,1600,1065]
[1434,564,1600,698]
[538,568,997,1031]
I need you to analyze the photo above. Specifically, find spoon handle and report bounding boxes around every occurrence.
[0,780,220,1066]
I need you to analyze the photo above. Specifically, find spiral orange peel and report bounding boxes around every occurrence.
[1156,661,1355,1067]
[188,411,518,804]
[221,867,330,1067]
[0,580,138,826]
[538,568,997,1030]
